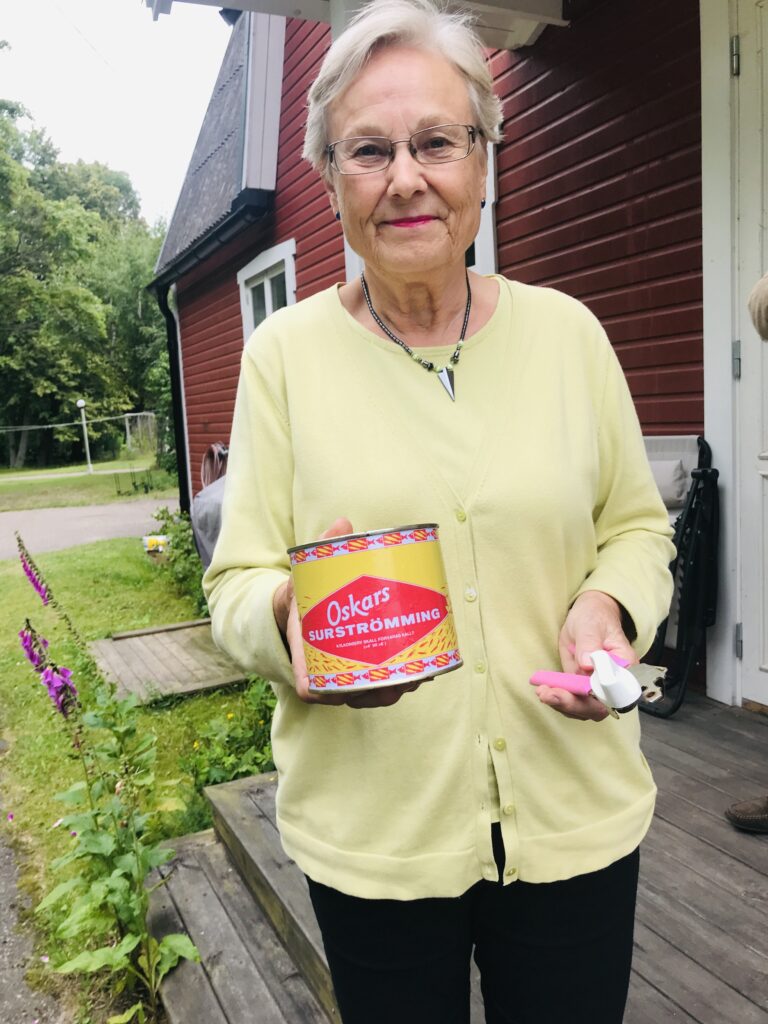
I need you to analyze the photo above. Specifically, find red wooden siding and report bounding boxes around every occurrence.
[177,17,344,488]
[275,19,346,297]
[490,0,703,433]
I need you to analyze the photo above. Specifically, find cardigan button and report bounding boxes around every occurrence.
[502,804,514,816]
[455,508,467,522]
[493,737,506,751]
[464,586,478,602]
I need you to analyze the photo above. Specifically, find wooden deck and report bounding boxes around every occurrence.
[152,694,768,1023]
[89,619,245,703]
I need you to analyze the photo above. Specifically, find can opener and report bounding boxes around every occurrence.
[529,650,666,718]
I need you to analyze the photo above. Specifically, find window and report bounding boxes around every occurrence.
[237,239,297,341]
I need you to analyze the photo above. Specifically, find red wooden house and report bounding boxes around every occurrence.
[147,0,766,712]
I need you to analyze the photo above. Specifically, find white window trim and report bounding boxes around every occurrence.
[237,238,297,342]
[469,144,498,276]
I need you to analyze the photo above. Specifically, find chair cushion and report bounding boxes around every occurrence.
[649,458,687,508]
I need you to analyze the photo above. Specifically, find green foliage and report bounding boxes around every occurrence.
[13,546,199,1023]
[152,507,208,616]
[0,90,173,469]
[181,678,276,793]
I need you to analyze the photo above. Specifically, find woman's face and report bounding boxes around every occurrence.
[325,45,487,280]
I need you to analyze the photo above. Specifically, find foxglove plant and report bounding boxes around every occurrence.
[16,537,198,1024]
[16,532,83,644]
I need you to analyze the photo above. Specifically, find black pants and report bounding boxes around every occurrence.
[307,828,639,1024]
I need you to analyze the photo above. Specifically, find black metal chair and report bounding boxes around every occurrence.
[640,436,719,718]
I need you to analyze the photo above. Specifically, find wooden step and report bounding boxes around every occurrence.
[204,773,486,1022]
[204,774,341,1022]
[148,829,329,1024]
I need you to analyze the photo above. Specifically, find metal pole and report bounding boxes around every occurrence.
[79,406,93,474]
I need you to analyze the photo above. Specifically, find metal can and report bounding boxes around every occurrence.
[288,524,462,693]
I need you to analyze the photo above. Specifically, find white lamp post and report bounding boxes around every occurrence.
[76,399,93,474]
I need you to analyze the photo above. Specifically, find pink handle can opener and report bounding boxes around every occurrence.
[530,650,647,717]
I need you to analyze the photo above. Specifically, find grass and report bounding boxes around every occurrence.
[0,465,178,512]
[0,453,155,477]
[0,537,263,1021]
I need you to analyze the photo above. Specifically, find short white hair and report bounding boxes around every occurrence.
[303,0,504,176]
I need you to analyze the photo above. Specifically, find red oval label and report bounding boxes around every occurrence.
[301,574,449,665]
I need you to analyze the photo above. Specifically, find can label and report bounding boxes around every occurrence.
[289,526,462,692]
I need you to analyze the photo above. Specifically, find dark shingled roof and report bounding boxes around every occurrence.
[154,13,265,278]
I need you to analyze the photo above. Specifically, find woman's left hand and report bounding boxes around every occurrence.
[535,590,637,722]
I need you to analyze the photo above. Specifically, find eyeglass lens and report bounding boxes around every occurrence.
[331,124,474,174]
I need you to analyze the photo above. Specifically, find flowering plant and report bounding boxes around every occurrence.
[15,535,198,1024]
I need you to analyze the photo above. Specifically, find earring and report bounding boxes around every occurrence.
[480,199,486,210]
[335,211,341,221]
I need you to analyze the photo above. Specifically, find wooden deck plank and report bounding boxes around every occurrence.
[206,778,339,1022]
[147,838,230,1024]
[643,712,768,787]
[87,623,244,704]
[632,920,768,1024]
[640,831,768,951]
[643,817,768,910]
[636,884,768,1011]
[90,637,150,702]
[194,840,329,1024]
[625,973,698,1024]
[641,733,767,801]
[653,788,768,876]
[649,759,764,822]
[159,841,291,1024]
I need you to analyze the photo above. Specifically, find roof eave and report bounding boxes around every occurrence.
[148,187,273,292]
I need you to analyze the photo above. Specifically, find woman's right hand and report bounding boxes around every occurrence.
[273,517,423,709]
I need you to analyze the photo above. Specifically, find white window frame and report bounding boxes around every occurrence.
[237,238,297,342]
[468,144,498,276]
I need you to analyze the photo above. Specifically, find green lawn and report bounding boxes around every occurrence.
[0,537,261,1019]
[0,465,178,512]
[0,453,155,477]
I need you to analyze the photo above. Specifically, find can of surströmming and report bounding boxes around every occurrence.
[288,524,462,693]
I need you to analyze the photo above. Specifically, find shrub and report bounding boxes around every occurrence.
[152,508,207,616]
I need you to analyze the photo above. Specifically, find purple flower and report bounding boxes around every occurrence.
[19,553,49,605]
[6,813,13,823]
[18,625,48,672]
[40,665,78,718]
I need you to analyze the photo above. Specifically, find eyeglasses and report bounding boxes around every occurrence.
[326,123,479,175]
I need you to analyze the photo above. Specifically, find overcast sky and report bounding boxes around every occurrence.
[0,0,232,225]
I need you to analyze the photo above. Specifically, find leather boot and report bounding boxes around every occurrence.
[724,795,768,834]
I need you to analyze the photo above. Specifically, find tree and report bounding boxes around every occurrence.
[0,90,172,468]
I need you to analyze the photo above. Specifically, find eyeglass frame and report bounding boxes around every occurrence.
[325,123,481,175]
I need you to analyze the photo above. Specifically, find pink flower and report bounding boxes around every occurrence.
[40,665,78,718]
[6,813,13,823]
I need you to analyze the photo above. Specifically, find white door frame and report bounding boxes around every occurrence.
[700,0,740,705]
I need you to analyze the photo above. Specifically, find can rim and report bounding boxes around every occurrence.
[307,657,462,693]
[287,523,438,556]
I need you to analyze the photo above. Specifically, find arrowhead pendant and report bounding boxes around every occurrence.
[437,366,456,401]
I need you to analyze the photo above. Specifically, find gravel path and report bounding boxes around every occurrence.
[0,497,178,560]
[0,831,66,1024]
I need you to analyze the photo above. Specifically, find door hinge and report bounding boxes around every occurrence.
[735,622,743,659]
[733,339,741,379]
[731,35,741,76]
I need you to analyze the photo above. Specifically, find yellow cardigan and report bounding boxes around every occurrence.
[203,277,674,900]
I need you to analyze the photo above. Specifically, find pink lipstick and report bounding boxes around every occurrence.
[387,216,435,228]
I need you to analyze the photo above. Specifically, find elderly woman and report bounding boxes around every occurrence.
[203,1,674,1021]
